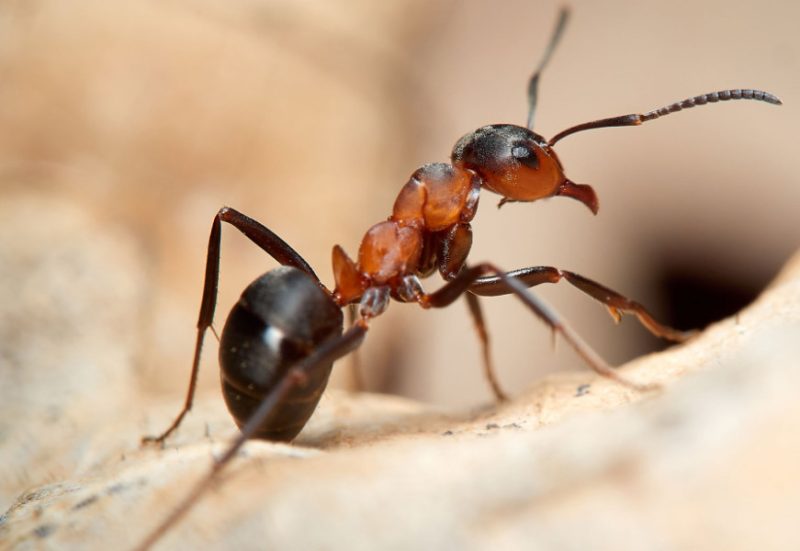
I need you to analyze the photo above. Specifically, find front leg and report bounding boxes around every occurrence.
[404,264,659,392]
[469,266,694,342]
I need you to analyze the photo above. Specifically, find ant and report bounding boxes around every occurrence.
[135,8,780,549]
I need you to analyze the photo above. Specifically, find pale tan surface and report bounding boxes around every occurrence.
[1,2,799,549]
[1,190,799,548]
[0,0,795,411]
[0,0,438,400]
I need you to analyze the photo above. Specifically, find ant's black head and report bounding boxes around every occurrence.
[453,125,548,171]
[451,124,598,213]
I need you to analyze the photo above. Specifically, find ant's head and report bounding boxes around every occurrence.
[450,8,781,216]
[445,8,595,215]
[451,124,599,214]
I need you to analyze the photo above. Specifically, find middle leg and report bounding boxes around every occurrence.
[404,263,660,391]
[464,292,508,401]
[468,265,695,342]
[434,223,508,401]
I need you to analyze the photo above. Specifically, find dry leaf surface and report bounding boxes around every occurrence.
[2,194,800,550]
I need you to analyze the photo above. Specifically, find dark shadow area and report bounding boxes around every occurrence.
[653,260,767,342]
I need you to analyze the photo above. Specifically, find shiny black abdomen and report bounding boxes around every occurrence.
[219,266,343,441]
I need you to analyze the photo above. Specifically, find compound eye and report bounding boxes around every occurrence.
[511,143,539,170]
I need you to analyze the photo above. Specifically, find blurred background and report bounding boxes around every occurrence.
[1,0,797,410]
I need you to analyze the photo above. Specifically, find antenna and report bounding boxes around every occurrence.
[548,89,782,146]
[527,7,570,131]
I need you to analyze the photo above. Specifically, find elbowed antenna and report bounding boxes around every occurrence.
[548,88,783,146]
[526,7,570,131]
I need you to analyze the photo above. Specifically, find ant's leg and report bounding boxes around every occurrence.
[215,206,320,280]
[142,207,320,445]
[413,263,658,391]
[464,292,508,401]
[435,223,507,401]
[134,323,369,551]
[469,266,694,342]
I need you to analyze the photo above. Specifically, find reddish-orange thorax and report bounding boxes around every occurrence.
[357,221,422,285]
[332,163,480,305]
[391,162,478,229]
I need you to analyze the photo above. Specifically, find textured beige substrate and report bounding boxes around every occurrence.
[1,196,799,550]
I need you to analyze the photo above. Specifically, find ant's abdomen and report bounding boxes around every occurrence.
[218,266,343,441]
